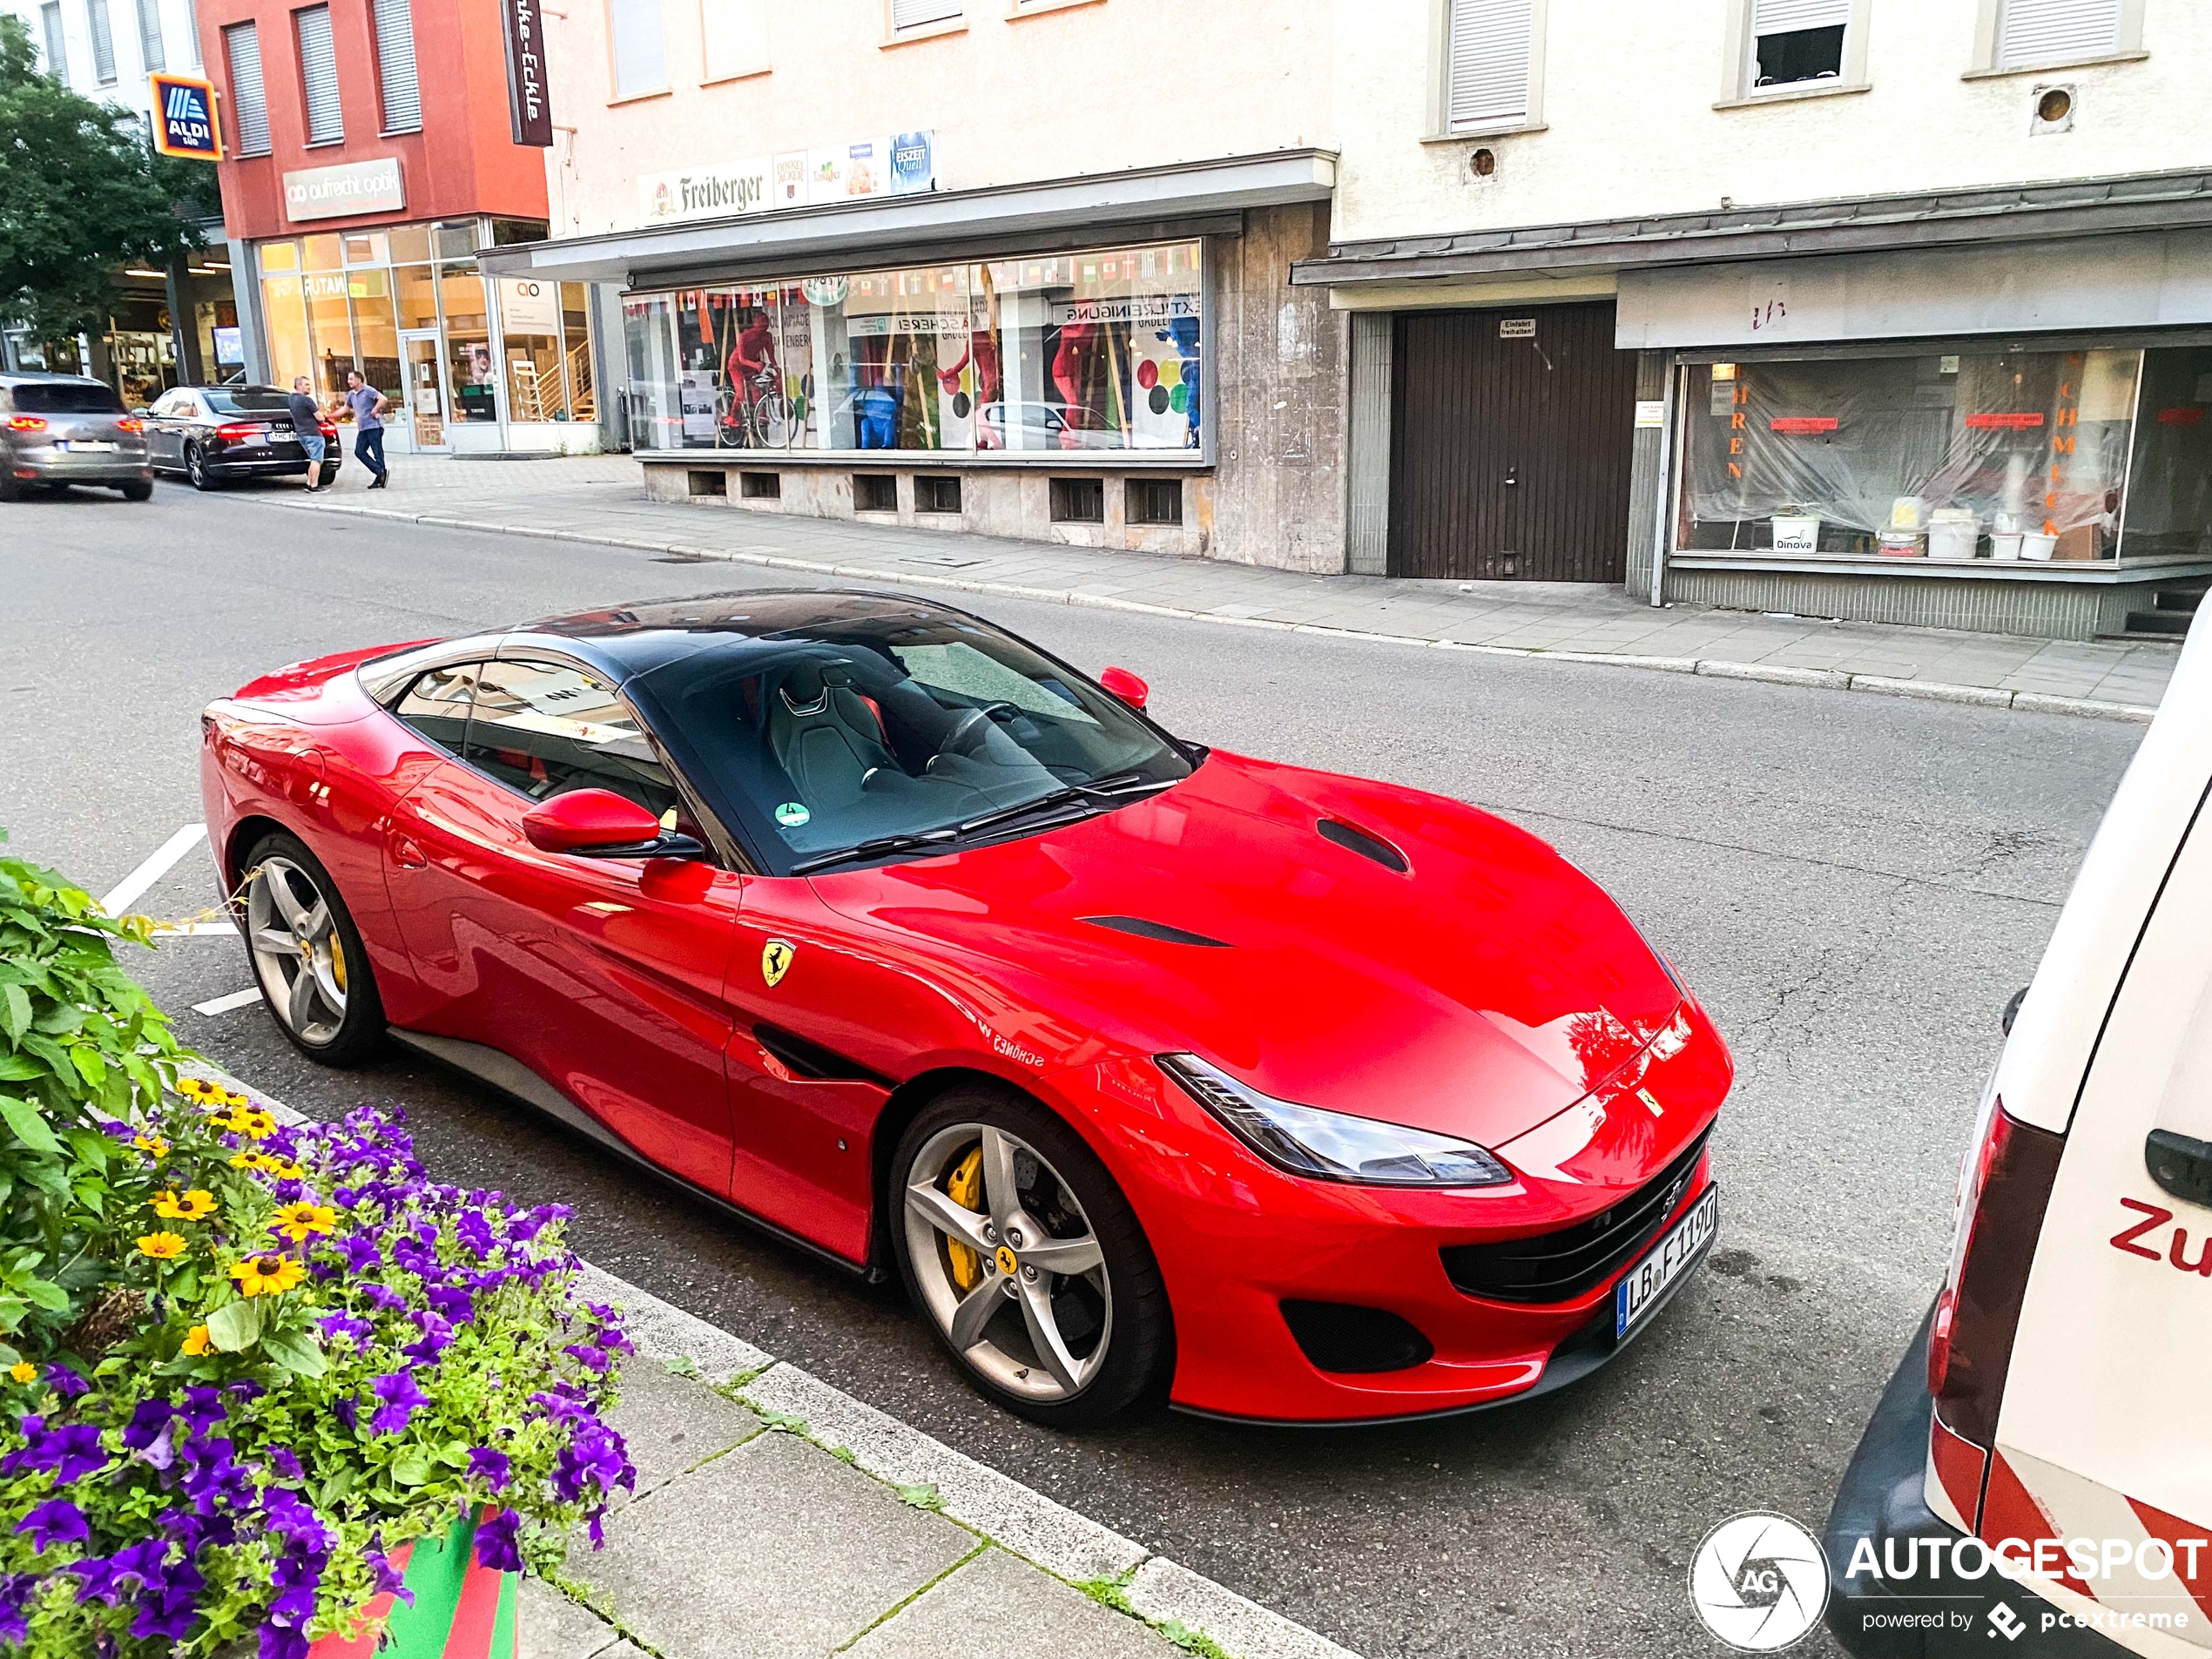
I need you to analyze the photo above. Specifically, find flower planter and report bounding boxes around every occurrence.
[302,1513,516,1659]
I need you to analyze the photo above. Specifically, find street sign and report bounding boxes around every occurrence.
[150,72,223,161]
[502,0,554,147]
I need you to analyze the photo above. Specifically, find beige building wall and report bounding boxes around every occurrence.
[1332,0,2212,246]
[542,0,1335,237]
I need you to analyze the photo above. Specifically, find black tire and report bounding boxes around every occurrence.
[236,830,386,1066]
[120,479,152,501]
[185,444,219,490]
[891,1084,1172,1428]
[0,474,18,503]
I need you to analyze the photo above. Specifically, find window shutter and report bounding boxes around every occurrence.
[1997,0,2121,66]
[86,0,115,80]
[372,0,420,132]
[223,20,270,155]
[1447,0,1533,132]
[39,1,68,78]
[185,0,198,65]
[135,0,164,71]
[608,0,665,98]
[890,0,960,29]
[297,4,342,143]
[1751,0,1849,32]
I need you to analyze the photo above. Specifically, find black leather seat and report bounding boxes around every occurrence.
[765,660,897,812]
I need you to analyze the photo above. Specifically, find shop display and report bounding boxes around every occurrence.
[622,239,1204,456]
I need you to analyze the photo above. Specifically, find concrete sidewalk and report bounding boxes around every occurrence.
[287,453,2180,720]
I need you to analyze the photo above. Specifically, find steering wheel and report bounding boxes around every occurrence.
[937,704,1021,759]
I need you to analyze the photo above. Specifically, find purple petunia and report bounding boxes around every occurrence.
[368,1372,428,1433]
[17,1497,89,1552]
[176,1385,226,1437]
[122,1399,172,1451]
[336,1235,383,1274]
[426,1283,475,1324]
[45,1365,88,1400]
[7,1421,111,1485]
[466,1447,512,1492]
[319,1312,374,1345]
[474,1508,523,1573]
[402,1311,454,1366]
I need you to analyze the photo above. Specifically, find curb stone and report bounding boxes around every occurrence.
[280,496,2161,725]
[168,1062,1360,1659]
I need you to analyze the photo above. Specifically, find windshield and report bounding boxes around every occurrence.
[631,612,1191,875]
[203,388,292,414]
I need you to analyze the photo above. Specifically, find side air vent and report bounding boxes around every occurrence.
[1279,1300,1434,1374]
[1316,818,1409,874]
[1080,915,1231,948]
[754,1023,893,1088]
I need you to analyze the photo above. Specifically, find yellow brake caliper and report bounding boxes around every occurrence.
[329,934,347,994]
[945,1146,985,1291]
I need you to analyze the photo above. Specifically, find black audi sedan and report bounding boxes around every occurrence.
[141,384,338,489]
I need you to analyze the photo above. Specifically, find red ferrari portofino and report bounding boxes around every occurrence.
[200,590,1730,1426]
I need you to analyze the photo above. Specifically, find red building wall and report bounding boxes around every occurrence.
[196,0,549,241]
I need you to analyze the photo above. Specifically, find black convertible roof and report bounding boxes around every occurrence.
[502,589,969,681]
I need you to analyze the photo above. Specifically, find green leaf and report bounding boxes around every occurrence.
[69,1045,107,1089]
[206,1298,265,1352]
[391,1448,432,1487]
[0,1095,59,1156]
[0,1056,39,1081]
[0,983,28,1044]
[260,1326,327,1377]
[20,1278,68,1312]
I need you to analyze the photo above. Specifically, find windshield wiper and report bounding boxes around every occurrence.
[788,827,960,876]
[951,772,1166,839]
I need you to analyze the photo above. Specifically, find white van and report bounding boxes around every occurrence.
[1825,610,2212,1656]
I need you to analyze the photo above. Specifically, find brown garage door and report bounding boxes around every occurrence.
[1387,301,1637,582]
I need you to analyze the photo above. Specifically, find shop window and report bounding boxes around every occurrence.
[304,268,354,395]
[500,279,568,422]
[687,469,726,497]
[624,293,684,450]
[1050,477,1104,523]
[1444,0,1534,132]
[1677,348,2141,563]
[914,474,961,514]
[853,474,898,513]
[562,284,597,421]
[1126,477,1182,526]
[739,471,780,499]
[395,263,438,330]
[1748,0,1846,91]
[2116,347,2212,560]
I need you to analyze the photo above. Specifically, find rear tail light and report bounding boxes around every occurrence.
[117,417,143,434]
[1928,1096,2066,1452]
[215,423,260,442]
[319,422,338,439]
[7,415,47,432]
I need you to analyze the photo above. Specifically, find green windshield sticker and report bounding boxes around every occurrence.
[775,802,811,827]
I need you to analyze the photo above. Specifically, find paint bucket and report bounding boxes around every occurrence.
[1770,516,1822,553]
[1878,532,1924,557]
[2020,531,2059,562]
[1927,515,1980,562]
[1990,532,2025,562]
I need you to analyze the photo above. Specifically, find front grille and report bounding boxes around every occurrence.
[1440,1128,1711,1305]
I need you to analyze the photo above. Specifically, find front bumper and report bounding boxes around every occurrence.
[1824,1303,2115,1656]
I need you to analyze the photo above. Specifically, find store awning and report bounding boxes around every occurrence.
[482,149,1337,288]
[1291,167,2212,288]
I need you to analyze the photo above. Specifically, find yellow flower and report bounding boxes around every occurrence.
[7,1362,34,1386]
[179,1325,212,1357]
[230,1255,305,1298]
[150,1190,217,1222]
[175,1077,211,1100]
[136,1231,188,1260]
[268,1202,336,1245]
[229,1151,305,1179]
[133,1133,169,1158]
[214,1105,277,1140]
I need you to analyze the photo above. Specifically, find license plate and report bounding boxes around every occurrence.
[1615,1184,1718,1339]
[57,440,116,452]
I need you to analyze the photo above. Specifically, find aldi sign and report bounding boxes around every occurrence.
[151,73,222,160]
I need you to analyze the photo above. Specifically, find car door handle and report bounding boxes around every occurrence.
[2147,1129,2212,1211]
[390,833,428,869]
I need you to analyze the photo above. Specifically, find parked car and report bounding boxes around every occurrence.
[199,590,1731,1429]
[141,383,338,489]
[977,401,1123,451]
[0,373,151,500]
[1825,609,2212,1655]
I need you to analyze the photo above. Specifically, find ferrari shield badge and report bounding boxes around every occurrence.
[761,939,796,988]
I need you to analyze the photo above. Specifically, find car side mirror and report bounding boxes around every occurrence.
[523,789,692,858]
[132,408,152,419]
[1099,666,1150,711]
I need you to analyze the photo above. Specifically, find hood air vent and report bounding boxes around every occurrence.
[1316,818,1409,874]
[1081,915,1231,948]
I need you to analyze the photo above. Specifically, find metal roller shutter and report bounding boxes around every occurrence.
[39,1,67,78]
[1997,0,2122,66]
[86,0,115,81]
[297,4,342,144]
[135,0,163,71]
[372,0,420,132]
[223,19,270,155]
[1751,0,1850,31]
[1446,0,1533,132]
[890,0,960,27]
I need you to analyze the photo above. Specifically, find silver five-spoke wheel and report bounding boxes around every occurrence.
[904,1122,1112,1404]
[246,855,349,1047]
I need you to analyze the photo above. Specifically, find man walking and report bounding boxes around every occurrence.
[343,368,391,489]
[288,375,328,493]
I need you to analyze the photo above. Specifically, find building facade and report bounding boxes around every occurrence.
[1305,0,2212,637]
[485,0,1345,566]
[196,0,615,452]
[1,0,233,400]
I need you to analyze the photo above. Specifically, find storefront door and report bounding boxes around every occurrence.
[1387,301,1638,582]
[402,334,448,452]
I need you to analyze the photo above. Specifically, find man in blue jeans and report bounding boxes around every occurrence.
[288,376,328,492]
[343,368,391,489]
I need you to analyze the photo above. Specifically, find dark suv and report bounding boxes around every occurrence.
[0,374,152,500]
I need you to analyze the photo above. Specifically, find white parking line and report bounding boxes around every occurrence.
[100,823,207,917]
[191,987,265,1016]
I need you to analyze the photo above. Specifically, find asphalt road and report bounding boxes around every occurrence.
[0,479,2146,1657]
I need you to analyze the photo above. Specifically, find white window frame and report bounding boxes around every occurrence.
[607,0,668,101]
[1717,0,1871,107]
[1430,0,1548,140]
[1967,0,2145,77]
[135,0,164,71]
[38,0,69,80]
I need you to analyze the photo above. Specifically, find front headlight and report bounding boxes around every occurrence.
[1157,1054,1514,1188]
